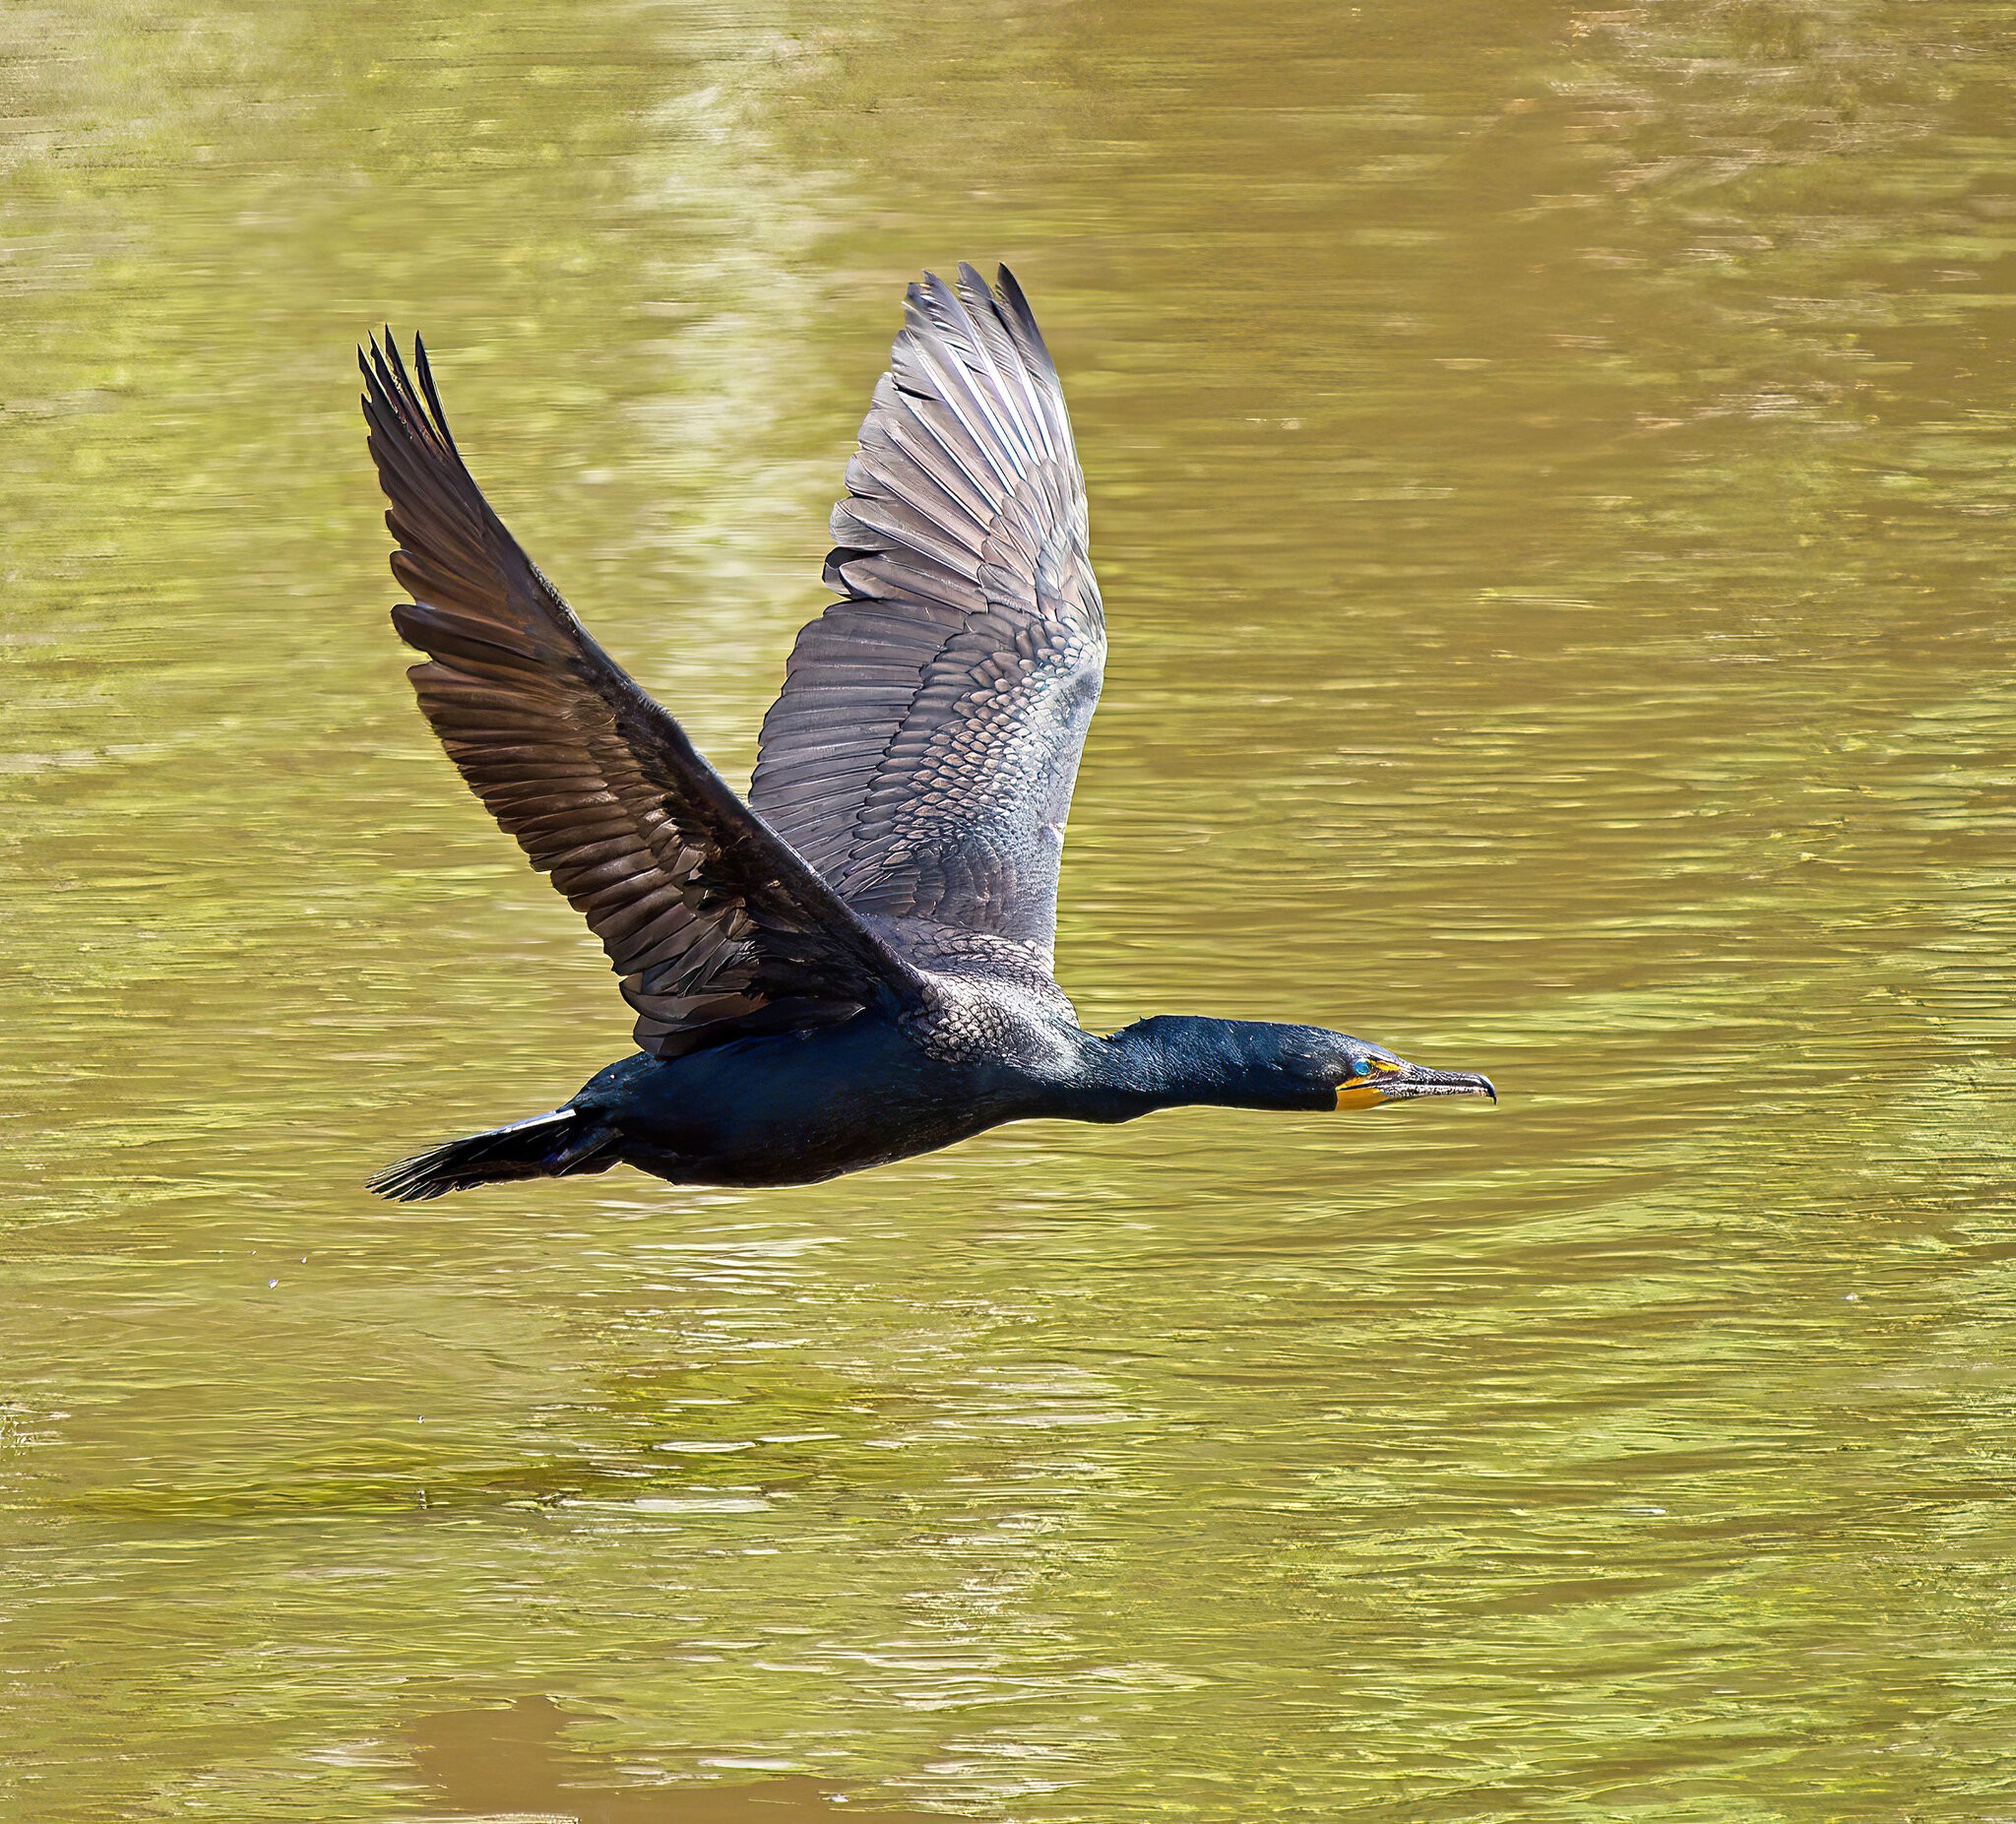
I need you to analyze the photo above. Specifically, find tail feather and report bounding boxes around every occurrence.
[368,1106,615,1202]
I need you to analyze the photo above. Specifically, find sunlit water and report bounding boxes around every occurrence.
[6,2,2016,1818]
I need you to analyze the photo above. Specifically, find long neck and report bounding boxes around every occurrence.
[1057,1017,1293,1124]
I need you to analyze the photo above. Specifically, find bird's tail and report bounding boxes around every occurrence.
[367,1106,616,1202]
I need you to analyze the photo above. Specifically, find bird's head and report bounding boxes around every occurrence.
[1240,1023,1497,1113]
[1102,1017,1496,1115]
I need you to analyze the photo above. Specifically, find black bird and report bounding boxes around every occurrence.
[360,265,1494,1200]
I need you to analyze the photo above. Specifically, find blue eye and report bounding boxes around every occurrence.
[1353,1058,1372,1078]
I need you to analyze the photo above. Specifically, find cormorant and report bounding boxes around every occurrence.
[360,265,1494,1200]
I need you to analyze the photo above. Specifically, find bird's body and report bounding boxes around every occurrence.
[570,995,1072,1189]
[360,265,1493,1201]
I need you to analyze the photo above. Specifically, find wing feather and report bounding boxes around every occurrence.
[361,335,919,1057]
[750,264,1104,980]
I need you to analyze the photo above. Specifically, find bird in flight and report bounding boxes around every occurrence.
[360,264,1493,1200]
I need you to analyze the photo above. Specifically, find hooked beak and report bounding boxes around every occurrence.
[1336,1061,1497,1111]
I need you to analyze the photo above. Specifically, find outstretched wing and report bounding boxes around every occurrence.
[360,336,920,1058]
[748,264,1104,979]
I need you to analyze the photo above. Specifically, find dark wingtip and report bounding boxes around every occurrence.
[410,332,459,455]
[992,264,1050,362]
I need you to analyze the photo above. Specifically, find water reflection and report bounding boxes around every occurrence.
[410,1697,939,1821]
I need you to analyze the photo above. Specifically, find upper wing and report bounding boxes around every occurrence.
[748,264,1104,978]
[360,335,920,1058]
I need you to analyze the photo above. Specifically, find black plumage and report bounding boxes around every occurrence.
[360,265,1493,1200]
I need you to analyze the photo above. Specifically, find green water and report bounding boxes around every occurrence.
[6,1,2016,1817]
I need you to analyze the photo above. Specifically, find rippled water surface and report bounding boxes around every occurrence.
[7,2,2016,1818]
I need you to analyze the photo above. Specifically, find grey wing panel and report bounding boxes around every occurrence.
[749,264,1104,969]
